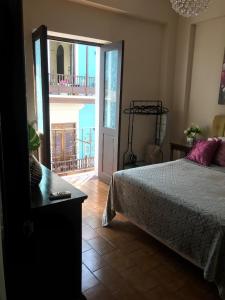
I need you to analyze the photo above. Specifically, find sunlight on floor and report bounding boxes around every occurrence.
[62,170,96,186]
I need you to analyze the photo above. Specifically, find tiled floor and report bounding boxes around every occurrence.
[65,173,220,300]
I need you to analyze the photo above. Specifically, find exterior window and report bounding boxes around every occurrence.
[51,123,76,161]
[57,45,64,75]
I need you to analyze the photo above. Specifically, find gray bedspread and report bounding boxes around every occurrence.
[102,159,225,298]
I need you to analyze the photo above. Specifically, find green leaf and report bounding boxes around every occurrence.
[28,123,40,152]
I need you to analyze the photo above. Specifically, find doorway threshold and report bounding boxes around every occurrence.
[62,170,96,186]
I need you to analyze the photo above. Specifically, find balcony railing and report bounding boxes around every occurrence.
[51,156,94,175]
[49,73,95,96]
[51,127,95,175]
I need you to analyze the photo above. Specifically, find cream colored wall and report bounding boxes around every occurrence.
[49,41,57,75]
[188,18,225,136]
[22,0,177,165]
[172,0,225,140]
[69,0,177,23]
[64,44,71,75]
[49,41,71,75]
[50,103,84,124]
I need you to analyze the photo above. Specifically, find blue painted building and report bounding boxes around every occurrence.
[76,45,96,79]
[77,45,96,159]
[78,104,95,159]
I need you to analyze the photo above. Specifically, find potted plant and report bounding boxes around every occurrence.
[28,122,42,187]
[184,123,202,145]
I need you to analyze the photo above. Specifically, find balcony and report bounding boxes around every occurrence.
[51,127,95,175]
[51,156,94,175]
[49,73,95,96]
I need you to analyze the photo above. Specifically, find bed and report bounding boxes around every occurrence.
[102,115,225,299]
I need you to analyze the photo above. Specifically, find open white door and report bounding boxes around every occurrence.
[98,41,124,183]
[32,25,51,168]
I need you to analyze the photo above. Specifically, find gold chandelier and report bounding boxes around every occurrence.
[170,0,211,17]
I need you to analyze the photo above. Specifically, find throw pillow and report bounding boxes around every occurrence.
[208,137,225,141]
[214,141,225,167]
[186,139,221,166]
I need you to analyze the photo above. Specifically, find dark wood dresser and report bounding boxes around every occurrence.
[30,165,87,300]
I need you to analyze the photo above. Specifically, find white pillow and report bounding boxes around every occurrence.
[208,137,225,141]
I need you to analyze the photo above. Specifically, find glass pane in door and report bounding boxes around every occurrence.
[34,39,44,133]
[103,50,118,129]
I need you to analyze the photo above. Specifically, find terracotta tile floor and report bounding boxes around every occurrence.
[65,173,220,300]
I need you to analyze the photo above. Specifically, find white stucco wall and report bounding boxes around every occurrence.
[50,103,84,125]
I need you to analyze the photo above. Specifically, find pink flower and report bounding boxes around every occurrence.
[59,79,69,85]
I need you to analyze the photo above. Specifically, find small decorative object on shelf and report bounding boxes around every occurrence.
[28,122,42,187]
[184,123,202,145]
[186,137,194,145]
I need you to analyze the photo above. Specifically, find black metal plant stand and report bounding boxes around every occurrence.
[123,100,169,169]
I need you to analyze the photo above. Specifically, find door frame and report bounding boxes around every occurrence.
[32,25,51,168]
[116,41,124,171]
[2,0,32,299]
[34,31,123,177]
[47,35,103,175]
[98,41,124,183]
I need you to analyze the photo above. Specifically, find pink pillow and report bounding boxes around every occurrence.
[186,139,221,166]
[214,142,225,167]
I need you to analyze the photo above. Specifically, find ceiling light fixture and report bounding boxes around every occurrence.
[170,0,210,18]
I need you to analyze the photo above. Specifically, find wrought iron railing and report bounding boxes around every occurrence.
[51,156,94,175]
[48,73,95,96]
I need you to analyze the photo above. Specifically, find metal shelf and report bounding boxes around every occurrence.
[123,103,168,115]
[123,100,169,169]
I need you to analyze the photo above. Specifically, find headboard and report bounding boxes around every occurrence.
[212,115,225,137]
